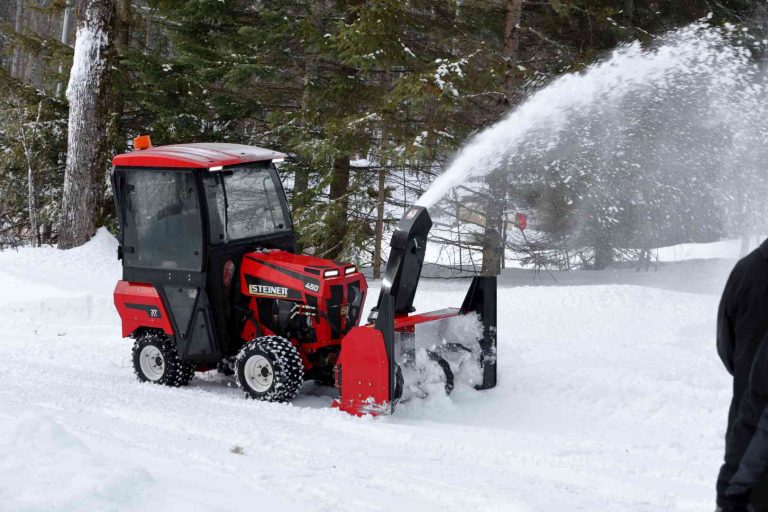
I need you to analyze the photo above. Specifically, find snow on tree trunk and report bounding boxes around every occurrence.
[59,0,116,249]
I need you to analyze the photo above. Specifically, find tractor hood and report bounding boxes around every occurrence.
[239,250,363,305]
[243,250,356,280]
[239,249,368,343]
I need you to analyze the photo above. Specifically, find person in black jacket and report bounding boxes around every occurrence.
[717,240,768,511]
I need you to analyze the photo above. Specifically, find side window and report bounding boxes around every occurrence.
[123,170,203,271]
[261,171,289,230]
[203,167,289,243]
[225,170,288,239]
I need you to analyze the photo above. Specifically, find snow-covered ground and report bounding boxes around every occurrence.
[0,229,736,511]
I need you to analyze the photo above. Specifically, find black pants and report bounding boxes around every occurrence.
[753,473,768,512]
[720,402,768,510]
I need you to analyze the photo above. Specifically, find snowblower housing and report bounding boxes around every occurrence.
[334,206,498,415]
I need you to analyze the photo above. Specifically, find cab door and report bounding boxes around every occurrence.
[199,164,298,357]
[115,167,220,365]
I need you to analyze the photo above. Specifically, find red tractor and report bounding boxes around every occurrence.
[112,137,498,415]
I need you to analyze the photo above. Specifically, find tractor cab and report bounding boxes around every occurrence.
[112,138,299,368]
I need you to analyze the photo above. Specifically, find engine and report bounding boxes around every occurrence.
[263,298,317,343]
[237,249,367,380]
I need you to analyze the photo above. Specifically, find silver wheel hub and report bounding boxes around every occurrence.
[139,345,165,381]
[243,355,274,393]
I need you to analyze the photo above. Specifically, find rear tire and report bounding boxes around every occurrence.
[132,332,195,387]
[235,336,304,402]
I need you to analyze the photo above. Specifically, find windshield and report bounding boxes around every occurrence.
[203,165,289,243]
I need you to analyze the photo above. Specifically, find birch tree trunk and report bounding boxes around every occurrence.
[59,0,116,249]
[55,2,75,98]
[16,103,42,247]
[28,104,42,246]
[27,160,37,245]
[11,0,25,79]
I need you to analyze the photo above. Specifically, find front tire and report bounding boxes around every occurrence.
[235,336,304,402]
[132,332,195,387]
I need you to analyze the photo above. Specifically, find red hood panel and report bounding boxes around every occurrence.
[245,250,344,273]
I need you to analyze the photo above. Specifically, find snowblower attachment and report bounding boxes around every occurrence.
[335,206,498,416]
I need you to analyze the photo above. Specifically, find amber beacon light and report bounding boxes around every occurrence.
[133,135,152,150]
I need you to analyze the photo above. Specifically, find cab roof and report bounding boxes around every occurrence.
[112,143,287,169]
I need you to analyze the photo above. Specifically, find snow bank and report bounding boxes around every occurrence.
[0,229,120,330]
[0,228,119,297]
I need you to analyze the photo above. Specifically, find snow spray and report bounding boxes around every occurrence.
[416,21,764,210]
